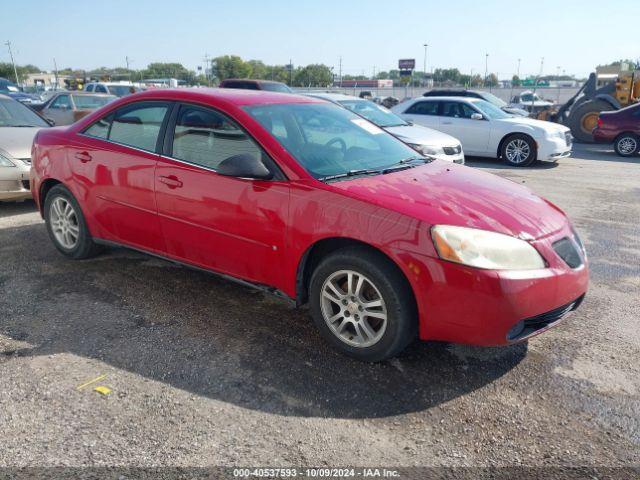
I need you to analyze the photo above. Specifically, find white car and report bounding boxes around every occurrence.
[0,94,49,201]
[392,96,572,166]
[307,93,465,164]
[84,82,143,97]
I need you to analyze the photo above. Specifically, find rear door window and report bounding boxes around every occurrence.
[108,102,170,151]
[405,101,439,116]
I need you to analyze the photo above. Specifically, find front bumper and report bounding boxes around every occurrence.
[398,225,589,346]
[537,135,572,162]
[0,165,32,201]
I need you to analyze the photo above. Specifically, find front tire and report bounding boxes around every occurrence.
[501,134,537,167]
[309,247,417,362]
[613,133,639,157]
[44,184,103,259]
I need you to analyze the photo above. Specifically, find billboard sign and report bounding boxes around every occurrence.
[398,59,416,70]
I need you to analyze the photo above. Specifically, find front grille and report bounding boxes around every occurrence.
[507,295,584,341]
[443,145,462,155]
[565,132,572,147]
[553,237,583,269]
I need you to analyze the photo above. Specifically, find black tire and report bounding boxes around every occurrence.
[500,133,537,167]
[568,99,614,143]
[613,133,639,157]
[44,184,103,259]
[309,247,417,362]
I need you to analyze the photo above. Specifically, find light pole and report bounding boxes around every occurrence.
[423,43,428,86]
[484,53,489,88]
[510,58,521,102]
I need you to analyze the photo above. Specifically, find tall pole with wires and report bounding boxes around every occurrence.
[423,43,428,86]
[484,53,489,88]
[5,41,19,84]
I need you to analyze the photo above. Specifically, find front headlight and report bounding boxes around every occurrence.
[408,143,444,156]
[0,153,16,167]
[431,225,546,270]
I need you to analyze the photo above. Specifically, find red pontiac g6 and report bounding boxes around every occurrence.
[31,89,589,361]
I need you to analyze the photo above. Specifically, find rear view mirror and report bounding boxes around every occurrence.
[471,113,484,120]
[217,153,273,180]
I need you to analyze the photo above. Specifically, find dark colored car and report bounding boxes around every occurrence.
[592,103,640,157]
[219,79,293,93]
[423,89,529,117]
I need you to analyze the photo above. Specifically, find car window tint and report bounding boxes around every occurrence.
[86,85,94,92]
[95,85,108,94]
[84,115,112,139]
[406,101,439,115]
[442,101,463,118]
[50,94,71,109]
[109,103,169,151]
[72,94,115,109]
[172,105,262,170]
[459,103,478,118]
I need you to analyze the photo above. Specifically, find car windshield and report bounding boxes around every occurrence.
[260,83,293,93]
[0,80,20,93]
[244,103,426,180]
[0,97,49,127]
[520,93,541,102]
[339,99,408,128]
[72,94,117,109]
[472,99,511,120]
[480,92,507,107]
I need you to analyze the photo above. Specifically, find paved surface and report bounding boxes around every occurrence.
[0,144,638,474]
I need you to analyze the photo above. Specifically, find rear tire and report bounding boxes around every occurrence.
[309,247,417,362]
[44,184,103,259]
[568,100,614,143]
[501,134,537,167]
[613,133,639,157]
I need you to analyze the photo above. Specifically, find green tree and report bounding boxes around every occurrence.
[0,62,41,83]
[247,60,267,79]
[213,55,252,81]
[512,74,521,87]
[485,73,499,87]
[293,64,333,87]
[141,62,191,80]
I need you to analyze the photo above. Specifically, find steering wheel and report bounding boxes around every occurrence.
[325,137,347,155]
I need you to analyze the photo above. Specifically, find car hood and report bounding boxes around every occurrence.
[329,160,567,240]
[0,127,41,159]
[496,116,569,134]
[384,124,460,147]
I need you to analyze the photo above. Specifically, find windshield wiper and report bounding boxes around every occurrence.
[381,155,432,173]
[318,168,380,182]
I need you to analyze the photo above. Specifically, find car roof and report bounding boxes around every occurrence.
[59,91,115,96]
[116,87,322,106]
[419,96,481,103]
[221,79,285,85]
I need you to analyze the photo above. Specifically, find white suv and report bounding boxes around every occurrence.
[84,82,142,97]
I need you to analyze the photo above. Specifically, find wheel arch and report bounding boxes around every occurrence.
[38,178,63,217]
[295,237,417,309]
[497,131,537,159]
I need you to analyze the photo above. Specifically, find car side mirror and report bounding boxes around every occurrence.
[45,118,55,126]
[217,153,273,180]
[471,113,484,120]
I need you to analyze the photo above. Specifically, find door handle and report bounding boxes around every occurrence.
[74,151,92,163]
[442,121,452,125]
[158,175,183,189]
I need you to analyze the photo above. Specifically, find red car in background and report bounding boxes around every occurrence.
[593,102,640,157]
[30,89,588,361]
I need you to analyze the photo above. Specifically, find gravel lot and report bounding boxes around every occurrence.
[0,144,638,478]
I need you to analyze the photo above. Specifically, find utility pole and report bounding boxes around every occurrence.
[289,58,293,86]
[5,41,19,84]
[203,53,211,86]
[423,43,428,86]
[53,57,59,90]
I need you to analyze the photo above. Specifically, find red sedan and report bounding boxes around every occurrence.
[30,89,589,361]
[592,103,640,157]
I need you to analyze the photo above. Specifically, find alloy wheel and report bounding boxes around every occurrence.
[49,197,80,249]
[320,270,388,348]
[505,139,531,164]
[617,136,637,155]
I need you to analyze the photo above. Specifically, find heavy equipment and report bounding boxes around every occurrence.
[539,67,640,142]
